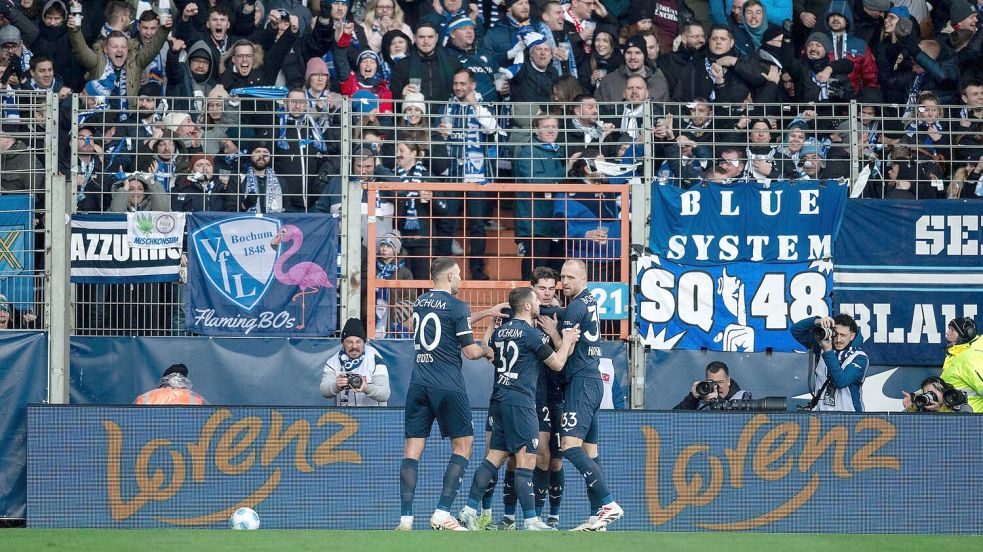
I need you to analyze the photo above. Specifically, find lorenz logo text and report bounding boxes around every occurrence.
[103,409,360,525]
[643,414,899,530]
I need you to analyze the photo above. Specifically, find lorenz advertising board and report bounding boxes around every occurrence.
[28,406,982,533]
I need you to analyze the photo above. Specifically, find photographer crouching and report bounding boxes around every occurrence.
[902,376,970,413]
[791,314,868,412]
[673,362,748,410]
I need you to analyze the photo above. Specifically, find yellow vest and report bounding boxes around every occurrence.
[941,336,983,413]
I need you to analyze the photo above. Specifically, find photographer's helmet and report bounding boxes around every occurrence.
[948,317,977,346]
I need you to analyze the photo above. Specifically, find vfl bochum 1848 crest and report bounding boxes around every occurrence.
[192,217,281,311]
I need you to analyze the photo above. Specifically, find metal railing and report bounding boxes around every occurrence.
[363,181,631,341]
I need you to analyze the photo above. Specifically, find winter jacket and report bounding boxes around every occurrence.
[710,0,791,26]
[817,0,880,94]
[69,23,170,106]
[0,139,42,193]
[595,64,670,103]
[942,336,983,413]
[390,47,462,101]
[512,138,564,238]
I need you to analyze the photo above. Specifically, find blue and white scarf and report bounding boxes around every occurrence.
[395,162,427,231]
[338,348,365,372]
[276,111,328,152]
[244,165,283,213]
[154,158,176,192]
[89,60,129,118]
[535,22,577,78]
[444,94,491,183]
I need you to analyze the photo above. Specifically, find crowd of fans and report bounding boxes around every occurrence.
[0,0,981,332]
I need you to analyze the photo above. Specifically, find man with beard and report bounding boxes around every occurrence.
[69,8,171,120]
[673,25,756,103]
[596,34,668,103]
[482,0,531,69]
[658,21,705,91]
[272,88,339,212]
[782,32,855,103]
[564,93,613,156]
[165,38,218,114]
[238,141,293,213]
[816,0,879,97]
[391,22,461,100]
[174,4,251,81]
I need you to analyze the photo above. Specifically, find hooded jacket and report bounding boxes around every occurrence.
[818,0,880,94]
[166,40,218,113]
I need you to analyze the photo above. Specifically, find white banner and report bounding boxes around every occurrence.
[126,211,186,250]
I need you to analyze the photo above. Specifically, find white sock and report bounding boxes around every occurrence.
[462,506,477,517]
[401,515,413,525]
[481,508,492,517]
[432,510,450,521]
[525,516,539,525]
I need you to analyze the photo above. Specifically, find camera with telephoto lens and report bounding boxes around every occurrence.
[346,373,363,390]
[943,388,968,410]
[812,326,834,341]
[695,380,718,397]
[912,391,938,411]
[708,397,787,412]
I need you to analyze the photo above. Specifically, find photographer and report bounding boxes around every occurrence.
[673,361,748,410]
[320,318,391,407]
[791,314,869,412]
[902,376,966,413]
[941,317,982,413]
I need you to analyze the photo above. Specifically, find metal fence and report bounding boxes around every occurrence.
[0,89,56,332]
[63,95,983,336]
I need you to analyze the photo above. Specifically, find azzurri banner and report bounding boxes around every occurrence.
[835,200,983,366]
[0,195,34,308]
[27,406,983,533]
[187,214,338,336]
[638,181,847,352]
[71,215,182,283]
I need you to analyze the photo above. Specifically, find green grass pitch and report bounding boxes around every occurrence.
[5,530,982,551]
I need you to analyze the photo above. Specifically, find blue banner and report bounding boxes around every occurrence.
[0,195,35,308]
[69,336,628,409]
[0,331,48,518]
[639,181,847,352]
[186,214,339,336]
[835,200,983,366]
[28,406,983,533]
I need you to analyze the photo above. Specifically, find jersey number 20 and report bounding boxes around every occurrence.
[412,312,441,351]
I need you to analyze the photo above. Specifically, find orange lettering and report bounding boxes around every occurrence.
[215,416,261,475]
[672,445,723,507]
[851,418,900,473]
[723,414,768,488]
[186,409,231,482]
[261,411,314,472]
[752,422,799,481]
[642,426,687,526]
[312,412,362,466]
[798,416,850,477]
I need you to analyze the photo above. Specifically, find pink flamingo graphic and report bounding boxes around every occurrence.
[270,224,333,330]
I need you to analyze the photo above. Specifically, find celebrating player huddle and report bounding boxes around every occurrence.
[397,257,623,532]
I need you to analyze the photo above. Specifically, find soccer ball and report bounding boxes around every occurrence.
[229,507,261,530]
